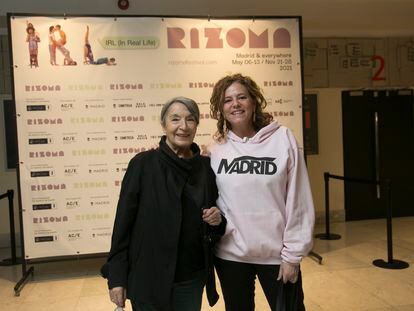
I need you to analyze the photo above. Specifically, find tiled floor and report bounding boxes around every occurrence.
[1,217,413,310]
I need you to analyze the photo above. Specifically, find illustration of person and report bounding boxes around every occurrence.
[48,26,57,65]
[93,57,117,65]
[83,25,94,64]
[83,26,116,65]
[26,22,40,68]
[53,24,77,65]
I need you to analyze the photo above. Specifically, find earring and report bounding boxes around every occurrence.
[253,110,256,122]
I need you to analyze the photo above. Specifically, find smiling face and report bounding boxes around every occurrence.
[222,82,256,136]
[162,102,197,155]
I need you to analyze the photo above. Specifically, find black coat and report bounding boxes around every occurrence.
[101,137,225,310]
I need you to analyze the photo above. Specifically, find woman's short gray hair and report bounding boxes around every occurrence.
[160,96,200,126]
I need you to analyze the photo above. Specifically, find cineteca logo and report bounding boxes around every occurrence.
[35,235,58,243]
[32,203,56,210]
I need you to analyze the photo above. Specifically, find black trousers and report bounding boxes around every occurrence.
[214,257,305,311]
[131,276,204,311]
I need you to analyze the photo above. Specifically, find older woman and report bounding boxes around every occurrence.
[102,97,226,311]
[209,74,315,311]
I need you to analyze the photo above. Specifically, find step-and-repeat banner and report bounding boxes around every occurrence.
[10,15,303,259]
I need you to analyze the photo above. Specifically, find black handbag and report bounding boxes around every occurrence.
[275,271,306,311]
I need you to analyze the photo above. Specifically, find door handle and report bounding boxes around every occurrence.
[374,111,381,199]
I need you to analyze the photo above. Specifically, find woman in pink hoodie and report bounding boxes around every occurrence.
[209,73,315,311]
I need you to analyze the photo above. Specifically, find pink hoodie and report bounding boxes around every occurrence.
[209,121,315,265]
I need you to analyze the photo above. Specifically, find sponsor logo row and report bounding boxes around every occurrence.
[25,98,290,112]
[32,197,112,211]
[33,229,112,243]
[28,134,149,145]
[25,116,146,124]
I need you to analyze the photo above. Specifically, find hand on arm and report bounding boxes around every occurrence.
[202,206,222,226]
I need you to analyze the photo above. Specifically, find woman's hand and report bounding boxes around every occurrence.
[202,206,222,226]
[277,261,299,283]
[109,286,126,308]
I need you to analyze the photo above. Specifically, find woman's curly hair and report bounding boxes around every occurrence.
[210,73,273,141]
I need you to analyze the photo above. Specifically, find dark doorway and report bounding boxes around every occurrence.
[342,90,414,221]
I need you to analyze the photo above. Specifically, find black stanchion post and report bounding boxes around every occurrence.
[8,190,17,264]
[0,189,21,266]
[315,172,341,240]
[386,180,393,263]
[373,180,409,269]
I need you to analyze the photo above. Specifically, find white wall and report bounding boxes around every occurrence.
[306,89,345,222]
[1,0,413,247]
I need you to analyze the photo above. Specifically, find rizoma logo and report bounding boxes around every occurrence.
[75,213,110,221]
[29,151,64,158]
[70,117,104,124]
[31,184,66,191]
[73,181,108,189]
[72,149,106,156]
[68,84,103,91]
[27,118,63,125]
[110,83,143,90]
[112,116,145,122]
[33,216,68,223]
[217,156,277,175]
[167,27,291,49]
[113,147,146,154]
[25,85,61,92]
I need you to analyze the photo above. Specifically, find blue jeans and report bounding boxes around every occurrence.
[132,277,204,311]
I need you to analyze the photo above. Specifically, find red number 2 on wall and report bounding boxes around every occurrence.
[372,55,386,81]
